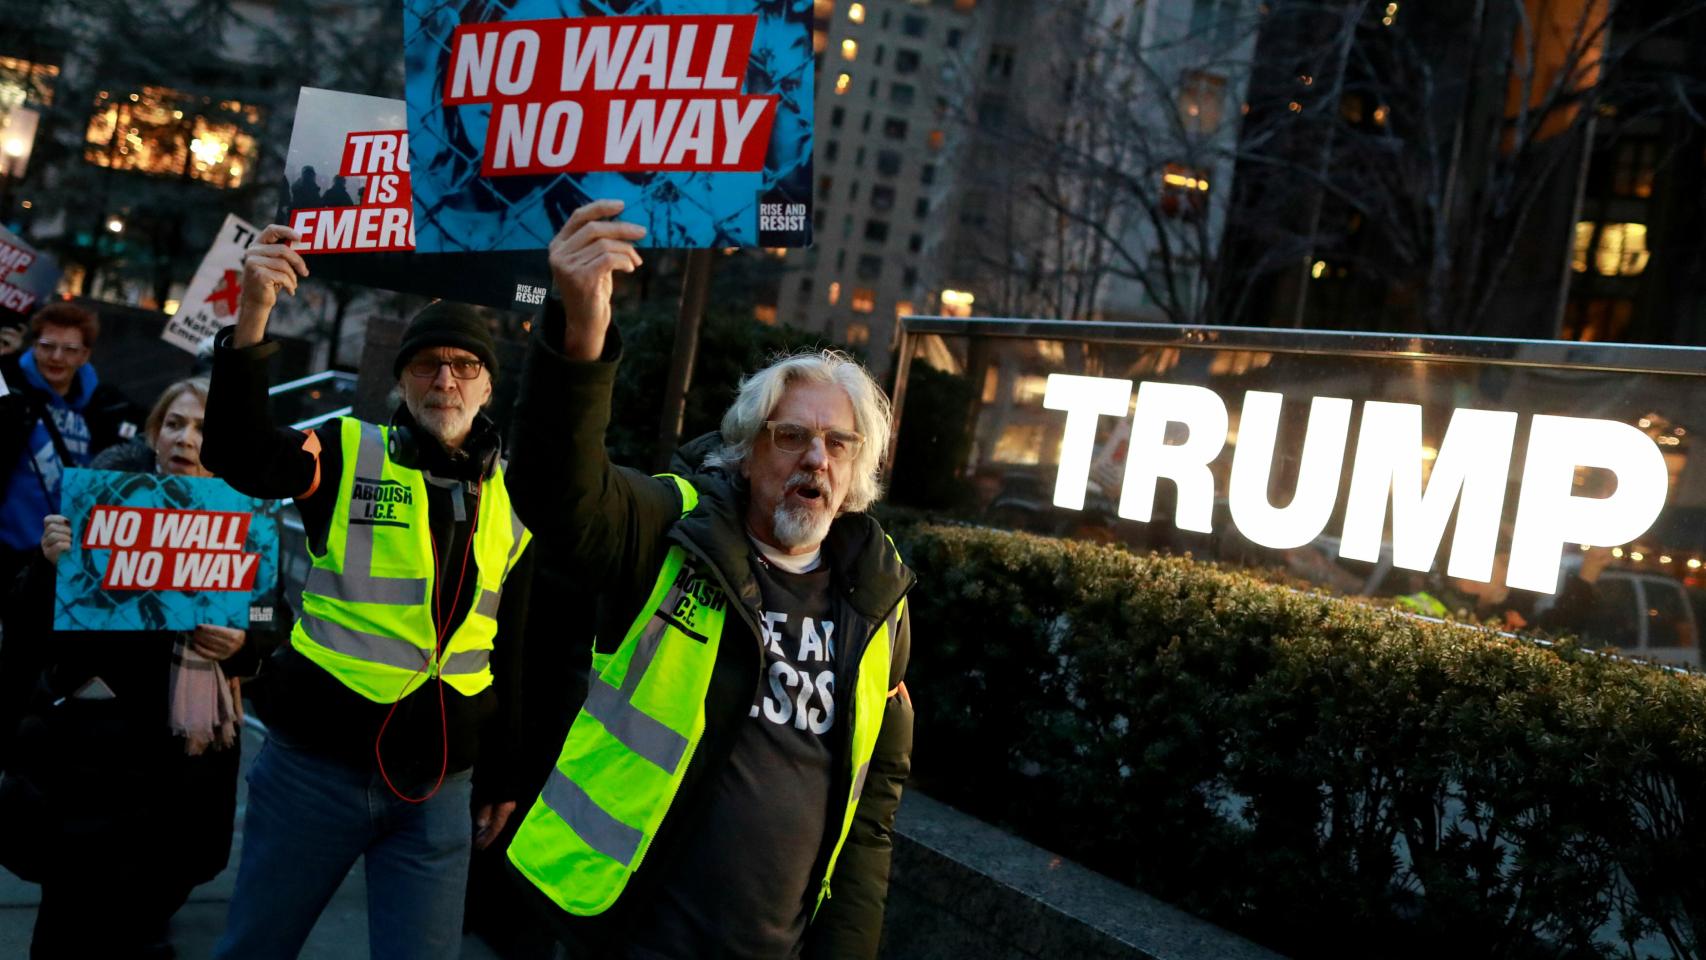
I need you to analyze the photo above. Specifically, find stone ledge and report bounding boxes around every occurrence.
[882,792,1286,960]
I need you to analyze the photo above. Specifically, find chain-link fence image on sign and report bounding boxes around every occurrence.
[403,0,814,251]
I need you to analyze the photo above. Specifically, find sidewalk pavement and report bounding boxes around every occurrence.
[0,722,505,959]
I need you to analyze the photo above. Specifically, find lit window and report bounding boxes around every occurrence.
[1179,71,1225,134]
[927,129,945,151]
[1562,297,1634,342]
[828,281,842,306]
[849,2,866,23]
[895,300,914,319]
[851,287,876,313]
[1594,223,1650,276]
[1160,162,1210,219]
[940,288,974,317]
[845,321,871,345]
[835,73,852,95]
[0,56,59,109]
[814,30,828,54]
[754,305,778,325]
[992,424,1045,465]
[1011,374,1049,405]
[814,0,834,19]
[1572,222,1594,273]
[842,39,858,61]
[85,85,258,188]
[1611,141,1657,198]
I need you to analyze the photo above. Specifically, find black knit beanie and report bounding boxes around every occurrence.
[392,301,499,379]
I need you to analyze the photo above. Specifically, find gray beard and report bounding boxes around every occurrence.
[413,404,472,448]
[772,499,832,549]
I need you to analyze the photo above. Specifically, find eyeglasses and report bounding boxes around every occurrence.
[763,421,865,461]
[405,357,484,380]
[34,339,88,358]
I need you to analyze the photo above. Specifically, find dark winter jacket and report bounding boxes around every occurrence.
[0,438,286,886]
[505,303,915,959]
[200,328,534,804]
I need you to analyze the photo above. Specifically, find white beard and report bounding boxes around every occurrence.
[413,400,473,447]
[772,498,832,549]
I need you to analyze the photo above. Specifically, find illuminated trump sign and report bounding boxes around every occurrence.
[1043,376,1667,595]
[886,319,1706,667]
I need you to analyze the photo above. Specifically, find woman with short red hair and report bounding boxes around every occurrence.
[0,302,143,586]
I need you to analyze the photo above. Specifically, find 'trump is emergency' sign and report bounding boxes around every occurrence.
[1043,375,1669,595]
[291,129,414,253]
[0,233,39,313]
[0,224,62,319]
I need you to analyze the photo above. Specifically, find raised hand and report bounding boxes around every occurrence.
[548,199,645,360]
[235,224,310,347]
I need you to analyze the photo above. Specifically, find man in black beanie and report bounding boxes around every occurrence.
[201,224,534,960]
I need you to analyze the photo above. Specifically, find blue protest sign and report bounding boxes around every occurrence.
[403,0,814,251]
[54,468,281,632]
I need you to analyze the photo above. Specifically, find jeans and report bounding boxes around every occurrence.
[212,734,474,960]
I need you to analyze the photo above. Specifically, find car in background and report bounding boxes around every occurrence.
[1532,566,1700,668]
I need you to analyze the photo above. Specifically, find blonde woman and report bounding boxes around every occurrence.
[2,377,287,959]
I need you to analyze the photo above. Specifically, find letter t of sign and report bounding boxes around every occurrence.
[1044,375,1133,510]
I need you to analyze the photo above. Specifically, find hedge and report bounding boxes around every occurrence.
[892,523,1706,960]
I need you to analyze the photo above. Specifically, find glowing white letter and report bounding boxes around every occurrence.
[1119,382,1228,533]
[1507,415,1668,594]
[1044,374,1133,510]
[1228,392,1352,550]
[1340,403,1517,582]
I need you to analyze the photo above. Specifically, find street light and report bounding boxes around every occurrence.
[107,216,125,234]
[0,106,39,223]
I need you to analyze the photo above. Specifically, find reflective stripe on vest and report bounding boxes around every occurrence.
[814,594,901,915]
[508,543,724,915]
[289,419,532,702]
[508,475,897,919]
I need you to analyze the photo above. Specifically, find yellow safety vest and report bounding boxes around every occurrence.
[290,419,531,703]
[508,475,905,918]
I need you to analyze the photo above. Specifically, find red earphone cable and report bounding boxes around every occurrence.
[375,479,483,803]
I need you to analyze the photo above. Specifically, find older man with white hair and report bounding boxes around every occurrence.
[505,199,915,959]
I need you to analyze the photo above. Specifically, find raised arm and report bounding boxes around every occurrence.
[508,201,682,585]
[232,224,309,348]
[548,199,645,360]
[202,225,338,516]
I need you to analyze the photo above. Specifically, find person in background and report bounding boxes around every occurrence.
[2,377,284,959]
[322,175,355,207]
[204,224,534,960]
[0,302,142,587]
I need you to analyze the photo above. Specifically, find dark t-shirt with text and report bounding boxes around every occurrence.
[626,553,839,959]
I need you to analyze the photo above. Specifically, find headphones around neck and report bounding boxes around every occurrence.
[387,412,501,478]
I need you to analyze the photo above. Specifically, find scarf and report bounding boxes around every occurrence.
[168,635,238,755]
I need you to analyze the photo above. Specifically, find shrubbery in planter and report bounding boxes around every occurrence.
[894,523,1706,960]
